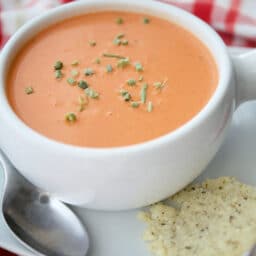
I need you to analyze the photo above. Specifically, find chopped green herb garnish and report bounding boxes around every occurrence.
[143,17,150,24]
[147,101,153,112]
[24,87,34,95]
[131,101,140,108]
[121,39,129,45]
[71,60,79,66]
[113,38,121,46]
[153,82,162,88]
[79,95,86,105]
[135,62,143,72]
[78,105,85,112]
[84,68,94,76]
[117,58,130,68]
[85,88,99,99]
[126,79,136,86]
[103,53,126,59]
[65,112,77,122]
[116,17,123,24]
[120,89,128,97]
[55,70,63,79]
[95,58,101,64]
[113,34,127,46]
[78,80,89,89]
[67,77,76,85]
[106,64,113,73]
[141,83,148,103]
[54,61,63,70]
[116,33,125,39]
[89,40,96,47]
[120,89,131,101]
[153,79,168,89]
[123,93,131,101]
[71,69,79,77]
[138,75,144,82]
[78,95,87,112]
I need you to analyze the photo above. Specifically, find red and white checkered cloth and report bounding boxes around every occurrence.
[162,0,256,47]
[0,0,255,255]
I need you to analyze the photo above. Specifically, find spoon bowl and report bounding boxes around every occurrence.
[0,150,89,256]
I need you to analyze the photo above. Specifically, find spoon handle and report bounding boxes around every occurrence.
[0,149,11,171]
[0,149,14,186]
[0,149,30,197]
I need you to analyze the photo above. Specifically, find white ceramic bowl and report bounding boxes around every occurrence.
[0,0,255,210]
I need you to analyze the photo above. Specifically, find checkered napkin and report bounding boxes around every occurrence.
[0,0,255,255]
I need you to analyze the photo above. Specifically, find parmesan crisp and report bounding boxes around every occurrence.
[139,177,256,256]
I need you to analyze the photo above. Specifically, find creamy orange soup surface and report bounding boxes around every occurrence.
[7,12,218,147]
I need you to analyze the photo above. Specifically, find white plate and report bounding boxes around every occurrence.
[0,47,255,256]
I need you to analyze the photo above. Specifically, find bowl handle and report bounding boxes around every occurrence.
[231,49,256,107]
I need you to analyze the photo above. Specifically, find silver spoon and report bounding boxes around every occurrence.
[0,149,89,256]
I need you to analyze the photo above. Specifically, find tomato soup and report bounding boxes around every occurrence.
[7,12,218,147]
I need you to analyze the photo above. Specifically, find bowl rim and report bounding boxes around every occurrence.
[0,0,232,156]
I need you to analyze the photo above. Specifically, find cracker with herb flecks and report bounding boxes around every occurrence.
[138,177,256,256]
